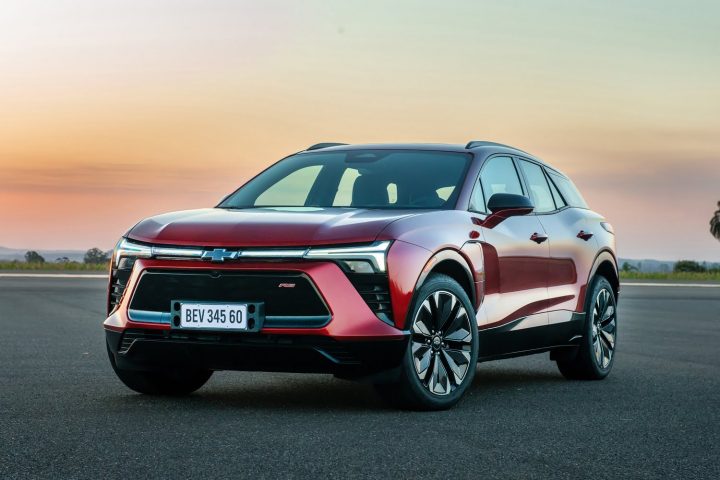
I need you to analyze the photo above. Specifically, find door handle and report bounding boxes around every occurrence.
[577,230,594,241]
[530,232,548,244]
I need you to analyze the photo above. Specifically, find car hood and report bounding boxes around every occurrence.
[127,207,419,247]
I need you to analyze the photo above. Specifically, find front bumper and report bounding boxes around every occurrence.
[106,329,407,377]
[104,258,409,375]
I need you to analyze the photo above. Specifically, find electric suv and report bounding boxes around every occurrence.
[105,141,618,410]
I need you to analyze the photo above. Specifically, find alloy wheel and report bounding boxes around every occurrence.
[592,288,616,369]
[410,290,473,396]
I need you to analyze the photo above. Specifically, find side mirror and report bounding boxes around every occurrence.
[480,193,534,228]
[487,193,534,214]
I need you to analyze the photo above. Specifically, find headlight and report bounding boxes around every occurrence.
[112,238,152,268]
[304,241,391,273]
[110,238,392,273]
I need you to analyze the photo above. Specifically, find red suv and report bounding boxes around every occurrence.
[105,141,618,410]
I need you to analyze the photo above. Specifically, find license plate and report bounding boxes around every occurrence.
[178,302,248,330]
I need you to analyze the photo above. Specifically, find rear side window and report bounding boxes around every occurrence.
[545,170,566,208]
[478,156,524,212]
[548,171,588,209]
[518,160,555,213]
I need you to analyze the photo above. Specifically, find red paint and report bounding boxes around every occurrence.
[105,258,406,341]
[128,208,421,247]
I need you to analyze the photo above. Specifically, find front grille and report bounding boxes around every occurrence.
[129,270,329,318]
[346,273,393,324]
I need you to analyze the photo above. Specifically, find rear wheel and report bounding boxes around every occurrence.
[557,276,617,380]
[375,274,479,410]
[107,345,212,395]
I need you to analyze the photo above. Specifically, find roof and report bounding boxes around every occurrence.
[300,141,552,168]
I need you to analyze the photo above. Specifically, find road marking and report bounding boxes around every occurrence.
[620,282,720,288]
[0,273,107,279]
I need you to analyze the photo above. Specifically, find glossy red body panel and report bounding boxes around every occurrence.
[475,215,550,328]
[128,208,419,247]
[536,208,608,314]
[104,258,405,341]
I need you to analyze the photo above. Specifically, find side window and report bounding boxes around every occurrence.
[545,169,566,208]
[469,182,485,212]
[548,172,589,208]
[479,156,524,212]
[518,160,556,213]
[255,165,322,206]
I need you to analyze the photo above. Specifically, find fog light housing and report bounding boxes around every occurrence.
[341,260,376,274]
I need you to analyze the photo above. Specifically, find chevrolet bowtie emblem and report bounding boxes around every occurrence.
[201,248,238,262]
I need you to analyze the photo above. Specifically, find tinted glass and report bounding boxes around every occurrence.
[519,160,555,213]
[479,156,524,212]
[220,150,472,209]
[545,169,566,208]
[548,171,588,208]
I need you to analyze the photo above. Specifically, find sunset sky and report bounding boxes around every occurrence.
[1,0,718,261]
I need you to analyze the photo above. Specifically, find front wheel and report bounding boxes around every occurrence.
[107,345,212,395]
[556,276,617,380]
[375,274,479,410]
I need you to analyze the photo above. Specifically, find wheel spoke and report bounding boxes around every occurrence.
[599,327,615,350]
[412,343,432,380]
[438,295,460,334]
[443,307,472,343]
[442,348,471,385]
[430,292,440,330]
[428,353,451,395]
[601,304,615,323]
[413,301,433,337]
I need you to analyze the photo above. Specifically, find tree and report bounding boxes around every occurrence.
[56,256,70,263]
[621,262,638,272]
[674,260,706,273]
[711,201,720,241]
[25,251,45,263]
[84,247,108,264]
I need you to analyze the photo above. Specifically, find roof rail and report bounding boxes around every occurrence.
[465,140,528,154]
[306,142,348,151]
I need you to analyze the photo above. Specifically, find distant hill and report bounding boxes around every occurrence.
[618,258,720,273]
[0,246,90,263]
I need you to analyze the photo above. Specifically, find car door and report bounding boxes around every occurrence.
[516,158,598,344]
[470,155,550,357]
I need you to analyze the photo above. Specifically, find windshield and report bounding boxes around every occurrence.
[220,149,472,210]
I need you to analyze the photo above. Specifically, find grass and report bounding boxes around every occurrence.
[0,261,108,272]
[621,271,720,282]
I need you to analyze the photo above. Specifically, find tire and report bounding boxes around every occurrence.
[557,275,617,380]
[107,345,212,395]
[375,273,479,410]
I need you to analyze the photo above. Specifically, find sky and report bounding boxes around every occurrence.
[0,0,718,261]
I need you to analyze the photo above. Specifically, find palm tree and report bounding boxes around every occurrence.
[712,201,720,241]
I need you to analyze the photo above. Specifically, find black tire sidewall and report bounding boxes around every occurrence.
[581,276,617,378]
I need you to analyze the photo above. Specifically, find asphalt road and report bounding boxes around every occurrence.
[1,276,718,479]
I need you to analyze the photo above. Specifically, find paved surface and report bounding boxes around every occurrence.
[1,277,718,479]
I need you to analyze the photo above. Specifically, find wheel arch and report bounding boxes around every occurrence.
[411,249,476,323]
[588,249,620,300]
